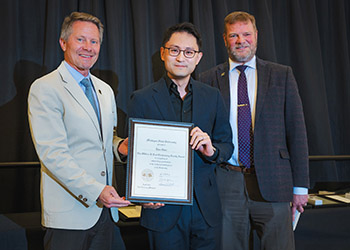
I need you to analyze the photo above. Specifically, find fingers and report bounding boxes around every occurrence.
[105,198,131,208]
[192,134,210,150]
[292,194,308,216]
[190,127,210,150]
[99,185,131,208]
[299,200,307,213]
[102,196,131,208]
[297,205,305,213]
[293,203,305,213]
[142,202,165,209]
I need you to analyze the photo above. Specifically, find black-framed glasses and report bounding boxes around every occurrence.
[163,46,200,58]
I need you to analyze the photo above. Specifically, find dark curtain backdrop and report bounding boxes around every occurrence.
[1,0,350,212]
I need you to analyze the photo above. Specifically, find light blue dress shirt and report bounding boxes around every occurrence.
[227,56,257,166]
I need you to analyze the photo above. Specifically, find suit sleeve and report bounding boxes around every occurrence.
[127,91,145,119]
[28,81,105,207]
[208,89,233,164]
[285,67,309,188]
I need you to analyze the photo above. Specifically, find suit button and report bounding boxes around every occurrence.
[83,198,87,202]
[78,195,83,199]
[101,171,106,176]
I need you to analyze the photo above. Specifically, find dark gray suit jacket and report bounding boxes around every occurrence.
[199,58,309,202]
[128,77,233,232]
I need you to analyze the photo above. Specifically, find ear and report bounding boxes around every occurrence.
[160,47,165,62]
[59,38,67,52]
[223,33,228,47]
[195,51,203,66]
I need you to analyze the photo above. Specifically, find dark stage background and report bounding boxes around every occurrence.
[1,0,350,213]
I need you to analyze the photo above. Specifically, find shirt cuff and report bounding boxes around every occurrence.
[293,187,308,195]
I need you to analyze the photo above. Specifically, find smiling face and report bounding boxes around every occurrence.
[160,32,202,86]
[223,20,258,63]
[59,21,100,76]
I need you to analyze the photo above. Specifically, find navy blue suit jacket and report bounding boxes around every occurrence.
[128,77,233,232]
[199,58,309,202]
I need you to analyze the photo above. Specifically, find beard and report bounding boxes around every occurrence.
[227,42,257,63]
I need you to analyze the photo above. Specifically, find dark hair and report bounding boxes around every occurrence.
[60,12,104,43]
[224,11,257,34]
[161,22,202,50]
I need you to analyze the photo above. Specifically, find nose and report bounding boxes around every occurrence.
[83,41,93,51]
[176,51,185,61]
[236,35,244,44]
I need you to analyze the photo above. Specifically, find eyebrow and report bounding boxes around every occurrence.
[167,44,197,50]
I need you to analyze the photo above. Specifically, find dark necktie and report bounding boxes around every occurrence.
[81,78,99,121]
[237,65,254,168]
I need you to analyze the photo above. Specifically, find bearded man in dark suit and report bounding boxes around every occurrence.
[199,11,309,250]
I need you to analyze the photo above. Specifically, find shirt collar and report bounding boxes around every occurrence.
[228,55,256,72]
[164,74,193,95]
[63,60,91,83]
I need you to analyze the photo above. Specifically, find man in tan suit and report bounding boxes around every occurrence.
[28,12,130,250]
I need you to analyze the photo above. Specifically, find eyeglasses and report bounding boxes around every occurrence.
[163,46,200,58]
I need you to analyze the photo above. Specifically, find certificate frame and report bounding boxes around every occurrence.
[126,118,194,205]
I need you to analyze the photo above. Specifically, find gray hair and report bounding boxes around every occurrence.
[60,12,104,43]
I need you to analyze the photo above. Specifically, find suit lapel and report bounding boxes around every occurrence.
[151,79,177,121]
[255,58,270,125]
[217,62,230,111]
[58,63,102,138]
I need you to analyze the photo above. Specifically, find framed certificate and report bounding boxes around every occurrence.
[126,118,194,205]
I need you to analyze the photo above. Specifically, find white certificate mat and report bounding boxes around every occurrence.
[126,118,194,205]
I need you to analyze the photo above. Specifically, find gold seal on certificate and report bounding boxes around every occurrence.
[126,118,194,205]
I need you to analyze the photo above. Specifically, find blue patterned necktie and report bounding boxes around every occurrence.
[237,65,254,168]
[80,78,99,121]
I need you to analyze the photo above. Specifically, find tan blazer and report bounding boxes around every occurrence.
[28,62,122,229]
